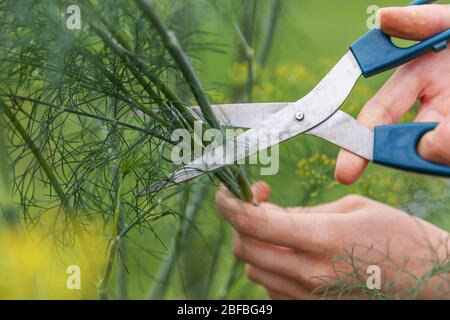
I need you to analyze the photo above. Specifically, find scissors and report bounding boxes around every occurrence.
[138,0,450,196]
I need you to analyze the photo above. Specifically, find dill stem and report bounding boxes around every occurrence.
[233,0,281,101]
[135,0,219,129]
[148,183,207,299]
[218,258,241,299]
[90,23,172,128]
[98,168,124,300]
[201,219,226,299]
[76,48,171,126]
[98,240,117,300]
[117,212,128,299]
[135,0,254,203]
[82,0,134,52]
[99,17,134,52]
[257,0,282,67]
[40,15,169,129]
[122,52,197,128]
[0,98,97,277]
[86,4,196,129]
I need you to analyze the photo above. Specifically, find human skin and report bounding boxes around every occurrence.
[216,182,450,299]
[336,4,450,184]
[215,5,450,300]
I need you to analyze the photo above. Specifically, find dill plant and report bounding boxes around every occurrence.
[0,0,270,299]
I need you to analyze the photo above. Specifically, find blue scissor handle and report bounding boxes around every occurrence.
[373,123,450,177]
[350,0,450,77]
[410,0,435,5]
[409,0,436,6]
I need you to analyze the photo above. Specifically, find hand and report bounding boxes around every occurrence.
[216,182,450,299]
[336,4,450,184]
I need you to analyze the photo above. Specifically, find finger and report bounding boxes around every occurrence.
[246,265,317,300]
[233,234,330,286]
[334,149,369,186]
[418,115,450,166]
[287,194,370,214]
[233,233,304,277]
[335,67,420,185]
[216,188,345,250]
[252,181,271,203]
[379,4,450,40]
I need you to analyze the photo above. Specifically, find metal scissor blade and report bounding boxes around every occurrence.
[189,102,289,128]
[307,110,374,161]
[138,51,362,196]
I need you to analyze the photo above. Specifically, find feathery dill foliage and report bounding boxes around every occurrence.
[0,1,250,226]
[0,0,254,297]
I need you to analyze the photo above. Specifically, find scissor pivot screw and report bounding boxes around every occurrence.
[295,112,305,121]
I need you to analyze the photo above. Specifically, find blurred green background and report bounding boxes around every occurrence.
[0,0,449,299]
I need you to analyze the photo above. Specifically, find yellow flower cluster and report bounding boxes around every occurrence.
[296,154,337,197]
[228,62,248,85]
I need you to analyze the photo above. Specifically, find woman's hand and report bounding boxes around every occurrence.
[336,4,450,184]
[216,182,450,299]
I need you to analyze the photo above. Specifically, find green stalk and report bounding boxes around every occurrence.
[122,53,197,128]
[97,168,124,299]
[245,0,257,101]
[38,11,170,129]
[0,98,97,277]
[81,0,134,52]
[97,94,129,300]
[257,0,282,67]
[135,0,254,203]
[117,211,128,300]
[232,0,282,101]
[93,24,241,196]
[83,4,197,128]
[91,20,238,196]
[97,240,117,299]
[148,183,208,299]
[76,47,172,127]
[134,0,218,129]
[90,3,245,199]
[201,219,226,299]
[89,23,172,128]
[0,118,17,227]
[88,17,196,130]
[218,258,241,299]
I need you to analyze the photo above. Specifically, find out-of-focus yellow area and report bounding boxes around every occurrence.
[0,216,106,299]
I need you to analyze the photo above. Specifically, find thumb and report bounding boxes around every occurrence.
[417,115,450,166]
[379,4,450,40]
[251,181,271,203]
